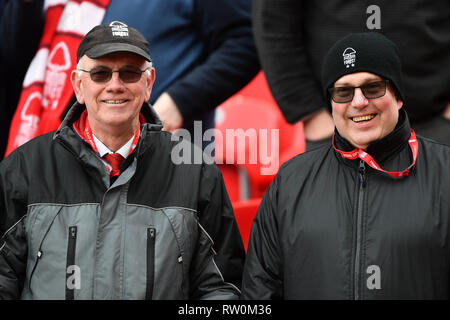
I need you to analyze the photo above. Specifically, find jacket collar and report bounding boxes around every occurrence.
[53,101,163,158]
[52,101,163,187]
[334,108,411,165]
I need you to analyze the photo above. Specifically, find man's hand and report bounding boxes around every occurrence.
[152,92,183,133]
[443,102,450,120]
[303,109,335,141]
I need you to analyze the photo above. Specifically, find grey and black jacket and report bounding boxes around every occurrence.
[0,101,245,299]
[242,109,450,299]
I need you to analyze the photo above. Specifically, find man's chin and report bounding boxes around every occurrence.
[100,117,137,129]
[346,133,376,150]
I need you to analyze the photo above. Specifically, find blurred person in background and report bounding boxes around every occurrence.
[252,0,450,151]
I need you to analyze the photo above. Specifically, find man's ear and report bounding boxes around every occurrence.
[71,69,85,104]
[144,67,156,102]
[394,88,403,110]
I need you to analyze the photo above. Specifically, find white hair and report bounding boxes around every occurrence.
[145,61,153,76]
[76,60,83,77]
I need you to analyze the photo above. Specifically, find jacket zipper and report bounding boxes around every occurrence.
[354,160,366,300]
[146,227,156,299]
[66,226,78,300]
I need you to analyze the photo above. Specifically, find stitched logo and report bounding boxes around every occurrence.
[109,21,129,37]
[343,47,356,68]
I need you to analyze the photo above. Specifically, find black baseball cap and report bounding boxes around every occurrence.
[77,21,151,62]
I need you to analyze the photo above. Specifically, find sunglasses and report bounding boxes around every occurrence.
[328,80,389,103]
[77,65,150,83]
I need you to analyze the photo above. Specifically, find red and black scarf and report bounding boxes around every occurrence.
[5,0,110,157]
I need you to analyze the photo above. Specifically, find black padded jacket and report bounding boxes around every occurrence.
[242,109,450,299]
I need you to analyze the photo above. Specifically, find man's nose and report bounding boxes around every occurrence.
[105,71,126,91]
[351,88,369,107]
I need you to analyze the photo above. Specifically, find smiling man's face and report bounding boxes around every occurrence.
[331,72,403,149]
[72,52,154,134]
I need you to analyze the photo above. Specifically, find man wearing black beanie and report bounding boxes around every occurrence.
[253,0,450,151]
[242,33,450,299]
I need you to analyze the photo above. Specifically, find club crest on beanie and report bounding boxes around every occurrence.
[321,32,404,109]
[77,21,151,62]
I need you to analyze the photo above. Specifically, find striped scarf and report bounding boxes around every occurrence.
[5,0,110,157]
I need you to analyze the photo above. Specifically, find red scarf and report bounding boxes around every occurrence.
[5,0,110,157]
[72,110,144,174]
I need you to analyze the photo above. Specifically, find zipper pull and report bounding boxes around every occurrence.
[359,160,366,188]
[148,228,155,239]
[37,250,43,259]
[70,226,77,239]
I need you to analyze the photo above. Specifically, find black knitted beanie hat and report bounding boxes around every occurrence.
[321,32,404,110]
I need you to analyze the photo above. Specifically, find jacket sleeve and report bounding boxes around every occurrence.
[0,152,29,299]
[241,174,283,299]
[252,0,326,123]
[190,163,245,299]
[165,0,260,119]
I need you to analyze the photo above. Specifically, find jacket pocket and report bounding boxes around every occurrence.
[66,226,78,300]
[146,227,156,300]
[28,208,63,295]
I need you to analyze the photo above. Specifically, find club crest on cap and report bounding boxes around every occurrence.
[109,21,129,37]
[343,47,356,68]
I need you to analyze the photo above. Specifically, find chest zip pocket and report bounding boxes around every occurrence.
[146,227,156,300]
[28,208,63,296]
[66,226,78,300]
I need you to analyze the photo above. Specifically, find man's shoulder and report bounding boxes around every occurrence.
[145,130,204,158]
[418,135,450,154]
[267,144,335,189]
[2,132,55,161]
[142,130,219,172]
[416,135,450,172]
[0,132,56,177]
[279,144,332,173]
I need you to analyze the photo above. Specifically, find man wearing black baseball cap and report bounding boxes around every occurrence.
[242,32,450,299]
[0,22,245,300]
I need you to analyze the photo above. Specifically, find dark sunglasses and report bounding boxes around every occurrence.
[328,80,389,103]
[77,65,150,83]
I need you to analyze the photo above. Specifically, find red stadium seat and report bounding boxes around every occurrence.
[232,198,262,251]
[215,72,305,201]
[215,72,305,246]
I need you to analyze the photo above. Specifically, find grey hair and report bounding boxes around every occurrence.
[76,60,83,77]
[145,61,153,76]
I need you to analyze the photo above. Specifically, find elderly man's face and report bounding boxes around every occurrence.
[72,52,154,133]
[331,72,403,149]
